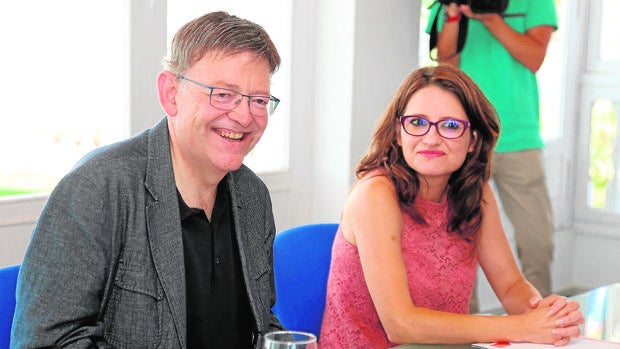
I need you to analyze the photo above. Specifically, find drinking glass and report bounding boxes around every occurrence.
[261,330,318,349]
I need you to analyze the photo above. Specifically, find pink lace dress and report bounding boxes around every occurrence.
[319,196,477,349]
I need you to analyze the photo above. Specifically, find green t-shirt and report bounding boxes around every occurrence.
[426,0,558,152]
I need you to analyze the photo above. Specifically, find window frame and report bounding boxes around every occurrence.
[585,0,620,73]
[572,0,620,229]
[575,82,620,227]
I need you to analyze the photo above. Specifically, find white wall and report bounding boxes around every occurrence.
[310,0,420,223]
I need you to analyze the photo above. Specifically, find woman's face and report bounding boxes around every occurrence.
[397,85,476,187]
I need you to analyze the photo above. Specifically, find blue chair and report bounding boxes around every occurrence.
[272,223,338,338]
[0,264,20,349]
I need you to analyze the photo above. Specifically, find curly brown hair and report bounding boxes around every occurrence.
[356,64,500,243]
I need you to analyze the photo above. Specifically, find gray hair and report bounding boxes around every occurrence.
[163,11,280,75]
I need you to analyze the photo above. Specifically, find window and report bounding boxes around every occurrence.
[599,0,620,61]
[588,99,619,210]
[587,0,620,70]
[0,1,129,198]
[575,0,620,222]
[167,1,292,174]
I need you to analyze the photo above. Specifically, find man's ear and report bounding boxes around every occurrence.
[157,71,179,117]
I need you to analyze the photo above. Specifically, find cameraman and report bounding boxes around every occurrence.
[427,0,557,305]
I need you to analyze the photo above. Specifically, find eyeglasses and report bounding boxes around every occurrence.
[399,115,470,139]
[177,75,280,117]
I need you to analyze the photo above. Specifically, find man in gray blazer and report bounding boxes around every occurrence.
[12,11,283,348]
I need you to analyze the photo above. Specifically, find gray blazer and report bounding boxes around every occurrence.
[11,118,283,348]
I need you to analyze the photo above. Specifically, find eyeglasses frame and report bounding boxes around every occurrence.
[398,115,471,139]
[177,75,280,116]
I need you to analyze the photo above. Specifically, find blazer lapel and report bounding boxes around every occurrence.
[146,199,186,345]
[228,171,272,333]
[144,118,187,346]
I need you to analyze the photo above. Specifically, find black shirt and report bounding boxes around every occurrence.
[178,179,254,348]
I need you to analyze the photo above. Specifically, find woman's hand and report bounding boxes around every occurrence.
[529,294,584,346]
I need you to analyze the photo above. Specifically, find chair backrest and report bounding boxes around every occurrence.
[0,264,20,349]
[272,223,338,338]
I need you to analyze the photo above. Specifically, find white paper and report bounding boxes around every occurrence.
[472,337,620,349]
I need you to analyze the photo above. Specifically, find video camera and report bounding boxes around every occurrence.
[438,0,508,14]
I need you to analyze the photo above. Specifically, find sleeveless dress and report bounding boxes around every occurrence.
[319,196,477,349]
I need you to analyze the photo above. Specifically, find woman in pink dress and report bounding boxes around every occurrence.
[319,64,583,348]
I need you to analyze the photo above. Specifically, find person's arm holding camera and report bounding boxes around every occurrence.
[437,3,554,73]
[436,2,462,65]
[459,5,554,72]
